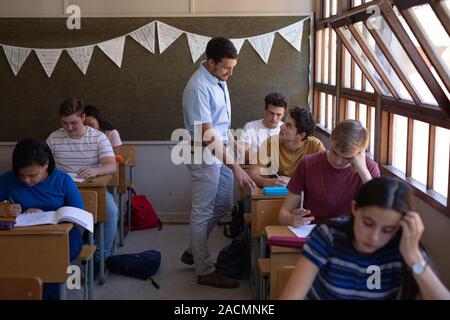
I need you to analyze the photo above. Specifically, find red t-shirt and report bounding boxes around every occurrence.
[287,151,380,220]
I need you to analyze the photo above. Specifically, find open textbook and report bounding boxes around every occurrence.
[15,206,93,233]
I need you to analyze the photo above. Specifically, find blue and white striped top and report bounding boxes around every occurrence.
[303,219,409,300]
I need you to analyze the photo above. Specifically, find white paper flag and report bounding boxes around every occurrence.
[157,21,184,54]
[2,45,31,76]
[97,36,126,68]
[248,32,275,64]
[35,49,62,77]
[278,19,305,52]
[66,45,94,75]
[186,33,211,63]
[230,38,245,54]
[130,21,156,54]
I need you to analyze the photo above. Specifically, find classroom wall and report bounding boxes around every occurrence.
[0,0,313,17]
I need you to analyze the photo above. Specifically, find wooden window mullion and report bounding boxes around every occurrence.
[406,118,414,177]
[427,125,436,190]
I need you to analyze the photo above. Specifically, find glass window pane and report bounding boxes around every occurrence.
[354,22,413,101]
[324,28,329,84]
[433,127,449,198]
[344,48,352,88]
[320,92,326,126]
[370,107,375,156]
[365,76,374,92]
[327,94,333,130]
[353,0,362,7]
[410,4,450,75]
[411,120,429,186]
[339,27,391,95]
[347,100,356,120]
[354,62,362,91]
[331,0,337,15]
[372,12,437,105]
[359,103,367,127]
[392,115,408,174]
[324,0,330,18]
[316,30,322,83]
[330,30,337,85]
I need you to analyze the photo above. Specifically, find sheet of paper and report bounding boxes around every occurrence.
[67,172,85,183]
[288,224,316,238]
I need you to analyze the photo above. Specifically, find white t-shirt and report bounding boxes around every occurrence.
[46,126,115,174]
[242,119,283,152]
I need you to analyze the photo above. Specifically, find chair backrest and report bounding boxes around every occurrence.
[116,145,136,166]
[0,276,42,300]
[80,190,98,223]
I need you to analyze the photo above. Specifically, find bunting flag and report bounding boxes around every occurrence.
[130,21,156,54]
[278,19,305,52]
[2,45,31,76]
[66,45,94,75]
[248,32,275,64]
[186,33,211,63]
[97,36,126,67]
[0,17,310,77]
[157,21,184,54]
[35,48,62,77]
[230,38,246,54]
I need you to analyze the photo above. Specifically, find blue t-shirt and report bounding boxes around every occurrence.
[302,218,416,300]
[0,169,83,211]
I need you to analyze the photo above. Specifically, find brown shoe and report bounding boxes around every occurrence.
[197,270,240,289]
[181,250,194,265]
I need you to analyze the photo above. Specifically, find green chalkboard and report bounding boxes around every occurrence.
[0,16,310,141]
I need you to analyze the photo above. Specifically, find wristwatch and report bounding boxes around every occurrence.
[411,259,428,275]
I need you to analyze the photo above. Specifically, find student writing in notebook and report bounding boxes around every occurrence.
[280,177,450,300]
[279,119,380,227]
[0,138,83,300]
[83,104,122,154]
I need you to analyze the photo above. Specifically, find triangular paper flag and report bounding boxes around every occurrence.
[230,38,245,54]
[35,49,62,77]
[66,45,94,75]
[186,33,211,63]
[278,19,305,52]
[2,45,31,76]
[97,36,126,68]
[130,21,156,54]
[248,32,275,64]
[157,21,184,54]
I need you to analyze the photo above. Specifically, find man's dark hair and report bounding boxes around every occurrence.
[59,97,84,117]
[264,92,288,109]
[206,37,238,64]
[289,106,315,138]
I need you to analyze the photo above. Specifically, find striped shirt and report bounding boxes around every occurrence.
[46,127,115,174]
[303,219,410,300]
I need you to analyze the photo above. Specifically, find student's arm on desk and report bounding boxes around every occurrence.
[199,123,257,191]
[248,164,282,187]
[279,192,314,227]
[279,255,319,300]
[77,156,117,179]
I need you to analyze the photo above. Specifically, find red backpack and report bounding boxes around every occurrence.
[127,189,163,231]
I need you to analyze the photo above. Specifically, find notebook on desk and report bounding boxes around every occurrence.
[266,224,316,248]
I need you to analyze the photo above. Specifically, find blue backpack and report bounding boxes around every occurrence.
[106,250,161,289]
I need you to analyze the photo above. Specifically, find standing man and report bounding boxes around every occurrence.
[181,37,257,288]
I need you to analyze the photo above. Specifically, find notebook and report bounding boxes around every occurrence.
[288,224,316,238]
[15,206,93,232]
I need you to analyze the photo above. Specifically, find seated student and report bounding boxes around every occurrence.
[241,92,288,162]
[0,138,83,300]
[249,106,324,187]
[279,119,380,226]
[83,104,122,154]
[280,177,450,300]
[46,97,118,273]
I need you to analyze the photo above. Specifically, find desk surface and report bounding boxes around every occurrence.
[0,223,73,235]
[77,175,112,187]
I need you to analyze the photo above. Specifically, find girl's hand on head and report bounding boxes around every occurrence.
[399,211,425,266]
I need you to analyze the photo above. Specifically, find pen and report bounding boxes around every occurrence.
[299,191,304,209]
[272,170,281,179]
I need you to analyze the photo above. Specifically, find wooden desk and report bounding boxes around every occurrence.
[265,226,300,300]
[0,223,73,299]
[76,175,111,285]
[250,189,286,238]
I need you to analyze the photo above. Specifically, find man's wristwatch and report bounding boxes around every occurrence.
[411,259,428,275]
